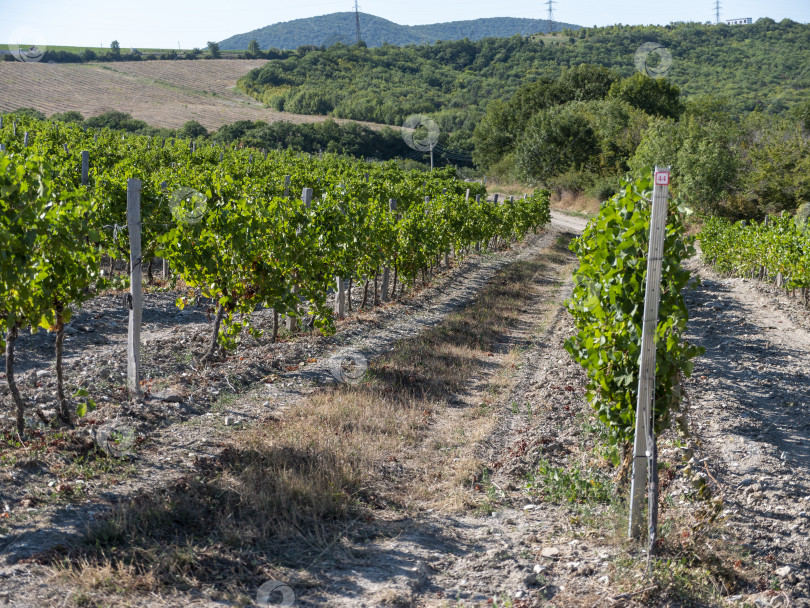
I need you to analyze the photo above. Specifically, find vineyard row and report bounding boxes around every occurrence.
[0,116,551,433]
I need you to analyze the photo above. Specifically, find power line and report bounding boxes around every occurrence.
[545,0,557,33]
[354,0,362,44]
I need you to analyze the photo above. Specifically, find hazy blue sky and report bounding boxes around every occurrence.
[2,0,809,49]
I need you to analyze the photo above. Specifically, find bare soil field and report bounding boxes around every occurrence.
[0,60,380,131]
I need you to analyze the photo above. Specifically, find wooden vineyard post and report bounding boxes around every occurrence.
[286,188,313,331]
[628,166,670,540]
[126,179,143,398]
[81,151,89,185]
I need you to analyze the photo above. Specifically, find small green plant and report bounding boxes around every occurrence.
[526,458,614,504]
[73,388,97,418]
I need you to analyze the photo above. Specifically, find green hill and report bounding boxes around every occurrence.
[239,18,810,128]
[218,12,580,50]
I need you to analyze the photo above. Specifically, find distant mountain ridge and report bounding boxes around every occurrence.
[219,12,580,50]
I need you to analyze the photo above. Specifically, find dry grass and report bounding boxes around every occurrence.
[44,236,574,605]
[486,179,536,198]
[551,190,601,216]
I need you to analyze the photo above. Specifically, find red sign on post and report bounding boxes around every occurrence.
[655,171,670,186]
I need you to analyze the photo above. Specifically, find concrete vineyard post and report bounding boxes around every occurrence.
[127,179,143,398]
[284,175,291,198]
[335,195,346,318]
[475,194,481,252]
[628,166,670,540]
[23,132,28,147]
[160,181,169,279]
[285,188,313,332]
[335,276,346,319]
[63,143,69,154]
[381,199,397,302]
[0,144,5,152]
[81,151,89,185]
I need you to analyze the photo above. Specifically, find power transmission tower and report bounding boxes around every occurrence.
[354,0,362,44]
[714,0,721,24]
[545,0,557,33]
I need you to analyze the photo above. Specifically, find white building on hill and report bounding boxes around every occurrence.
[725,18,752,25]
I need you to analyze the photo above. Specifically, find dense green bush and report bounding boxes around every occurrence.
[565,169,703,448]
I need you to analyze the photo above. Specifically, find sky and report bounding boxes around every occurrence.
[1,0,809,49]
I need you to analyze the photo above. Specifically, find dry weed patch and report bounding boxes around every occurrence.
[551,190,601,216]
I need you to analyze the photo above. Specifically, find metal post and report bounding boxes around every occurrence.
[628,166,670,539]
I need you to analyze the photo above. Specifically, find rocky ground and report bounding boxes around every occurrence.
[1,212,809,608]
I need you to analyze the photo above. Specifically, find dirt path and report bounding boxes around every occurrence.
[279,244,810,608]
[681,260,810,603]
[0,217,584,606]
[7,210,809,608]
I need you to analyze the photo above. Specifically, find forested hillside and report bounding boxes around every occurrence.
[237,18,810,219]
[239,18,809,129]
[219,12,580,50]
